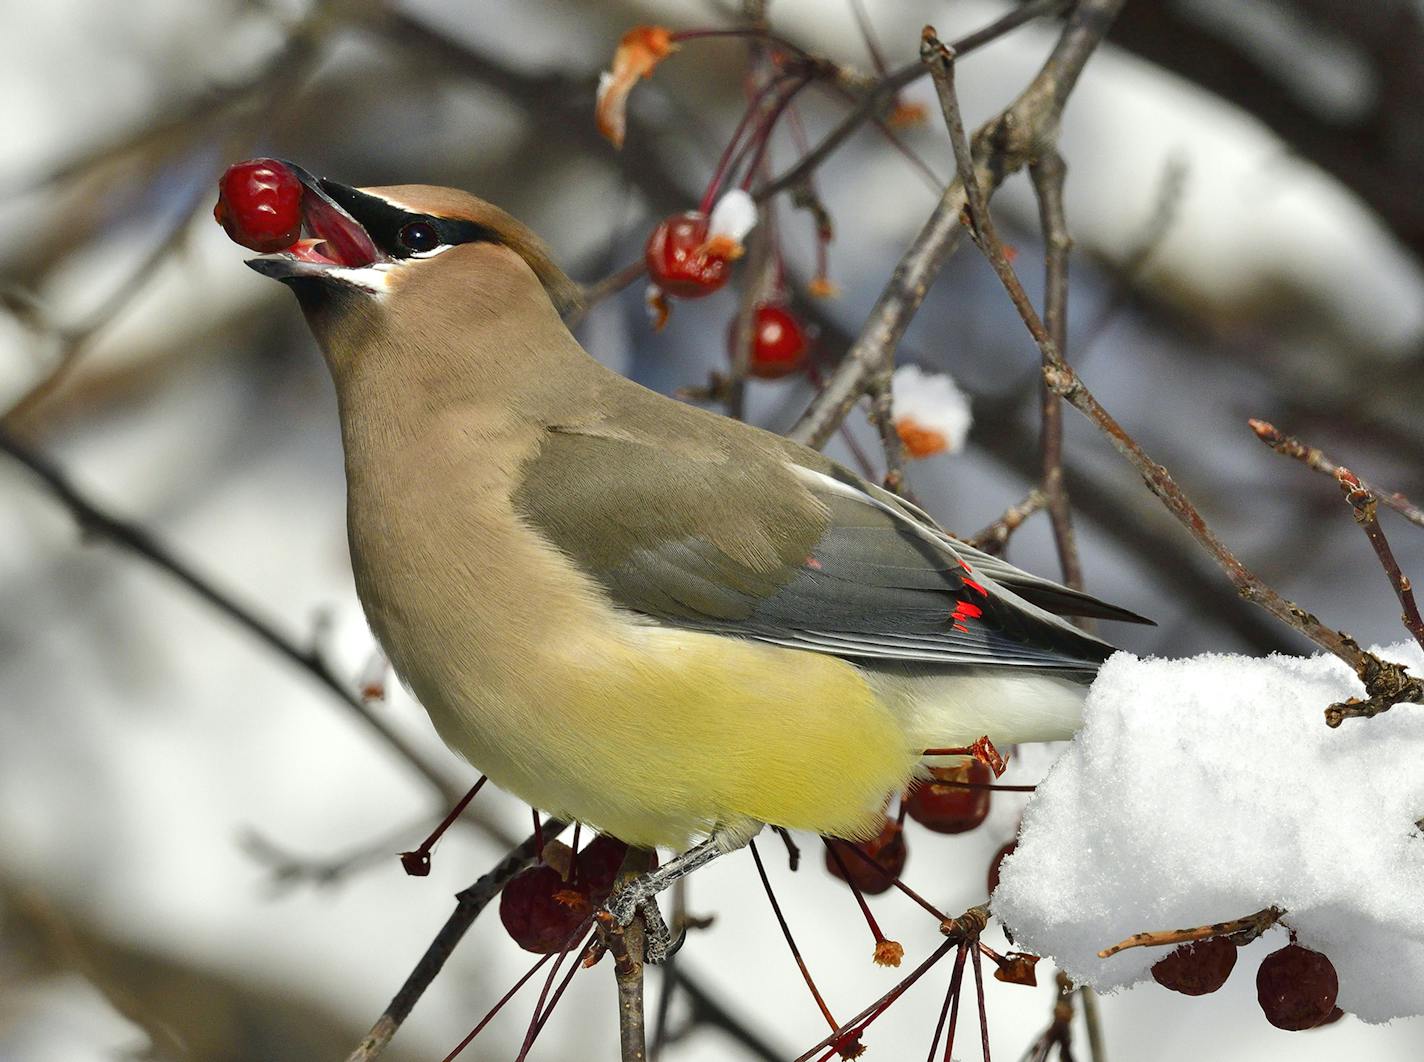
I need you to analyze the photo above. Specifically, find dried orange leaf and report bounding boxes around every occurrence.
[970,735,1008,778]
[992,951,1040,987]
[596,25,679,148]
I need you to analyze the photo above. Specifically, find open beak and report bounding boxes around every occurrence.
[245,163,383,283]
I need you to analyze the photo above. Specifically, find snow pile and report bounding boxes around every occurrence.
[993,644,1424,1023]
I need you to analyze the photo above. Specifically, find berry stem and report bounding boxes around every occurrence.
[971,941,992,1062]
[834,839,950,922]
[699,73,798,214]
[749,839,840,1031]
[400,775,488,876]
[739,75,814,192]
[927,942,970,1062]
[822,839,895,955]
[440,951,555,1062]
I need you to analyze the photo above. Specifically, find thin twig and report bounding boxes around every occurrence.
[788,0,1122,450]
[568,259,647,328]
[345,819,571,1062]
[1080,986,1106,1062]
[1028,151,1085,595]
[920,22,1424,729]
[967,488,1048,555]
[760,0,1071,202]
[1336,469,1424,653]
[0,429,459,805]
[1098,906,1282,959]
[609,847,657,1062]
[1250,419,1424,530]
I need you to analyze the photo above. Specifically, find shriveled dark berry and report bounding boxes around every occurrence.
[1151,936,1237,996]
[825,819,907,895]
[1256,944,1338,1030]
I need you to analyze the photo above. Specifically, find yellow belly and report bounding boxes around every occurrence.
[414,621,917,850]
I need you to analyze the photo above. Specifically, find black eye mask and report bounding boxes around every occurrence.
[316,179,499,259]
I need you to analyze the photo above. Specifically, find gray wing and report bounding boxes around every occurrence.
[513,422,1134,673]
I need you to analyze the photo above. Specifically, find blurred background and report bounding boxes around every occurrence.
[3,0,1423,1058]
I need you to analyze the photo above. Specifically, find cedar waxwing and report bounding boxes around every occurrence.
[243,166,1148,938]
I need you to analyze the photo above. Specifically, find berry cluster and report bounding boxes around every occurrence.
[1152,936,1341,1031]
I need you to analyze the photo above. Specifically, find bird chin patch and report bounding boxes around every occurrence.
[245,256,393,297]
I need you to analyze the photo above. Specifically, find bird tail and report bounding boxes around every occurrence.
[864,664,1091,749]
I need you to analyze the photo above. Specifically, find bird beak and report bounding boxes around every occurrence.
[245,162,385,284]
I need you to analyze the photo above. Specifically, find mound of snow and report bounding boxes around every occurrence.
[993,644,1424,1023]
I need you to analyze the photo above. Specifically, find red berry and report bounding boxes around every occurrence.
[575,834,633,903]
[645,212,732,298]
[214,158,303,253]
[987,840,1015,894]
[1256,944,1339,1031]
[906,760,991,834]
[825,819,907,895]
[498,864,591,954]
[1151,937,1238,996]
[731,304,808,379]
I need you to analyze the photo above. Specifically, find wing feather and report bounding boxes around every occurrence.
[512,421,1140,674]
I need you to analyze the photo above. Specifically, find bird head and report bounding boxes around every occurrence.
[244,163,582,376]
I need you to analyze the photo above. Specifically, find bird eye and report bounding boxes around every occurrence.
[398,221,441,254]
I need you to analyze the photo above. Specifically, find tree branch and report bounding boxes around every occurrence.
[0,428,460,804]
[345,820,571,1062]
[921,22,1424,727]
[1250,419,1424,530]
[788,0,1125,450]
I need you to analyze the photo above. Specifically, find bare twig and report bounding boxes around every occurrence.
[608,847,658,1062]
[3,12,331,425]
[0,429,459,805]
[1336,469,1424,653]
[1098,906,1282,959]
[789,0,1123,450]
[760,0,1071,203]
[346,819,571,1062]
[567,259,647,328]
[1080,986,1106,1062]
[241,817,431,894]
[1250,419,1424,530]
[1029,151,1085,595]
[967,488,1048,555]
[921,22,1424,728]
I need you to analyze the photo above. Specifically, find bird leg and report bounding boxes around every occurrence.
[606,825,761,963]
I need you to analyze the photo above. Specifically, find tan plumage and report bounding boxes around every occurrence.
[247,173,1146,850]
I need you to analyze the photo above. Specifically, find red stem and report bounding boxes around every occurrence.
[749,839,840,1031]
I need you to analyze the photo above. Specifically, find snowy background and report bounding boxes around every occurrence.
[3,0,1423,1059]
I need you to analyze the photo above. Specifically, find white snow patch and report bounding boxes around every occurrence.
[993,643,1424,1023]
[891,364,973,455]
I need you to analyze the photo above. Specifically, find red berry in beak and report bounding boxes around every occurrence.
[731,304,809,379]
[645,211,732,298]
[824,818,907,895]
[905,759,992,834]
[214,158,303,253]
